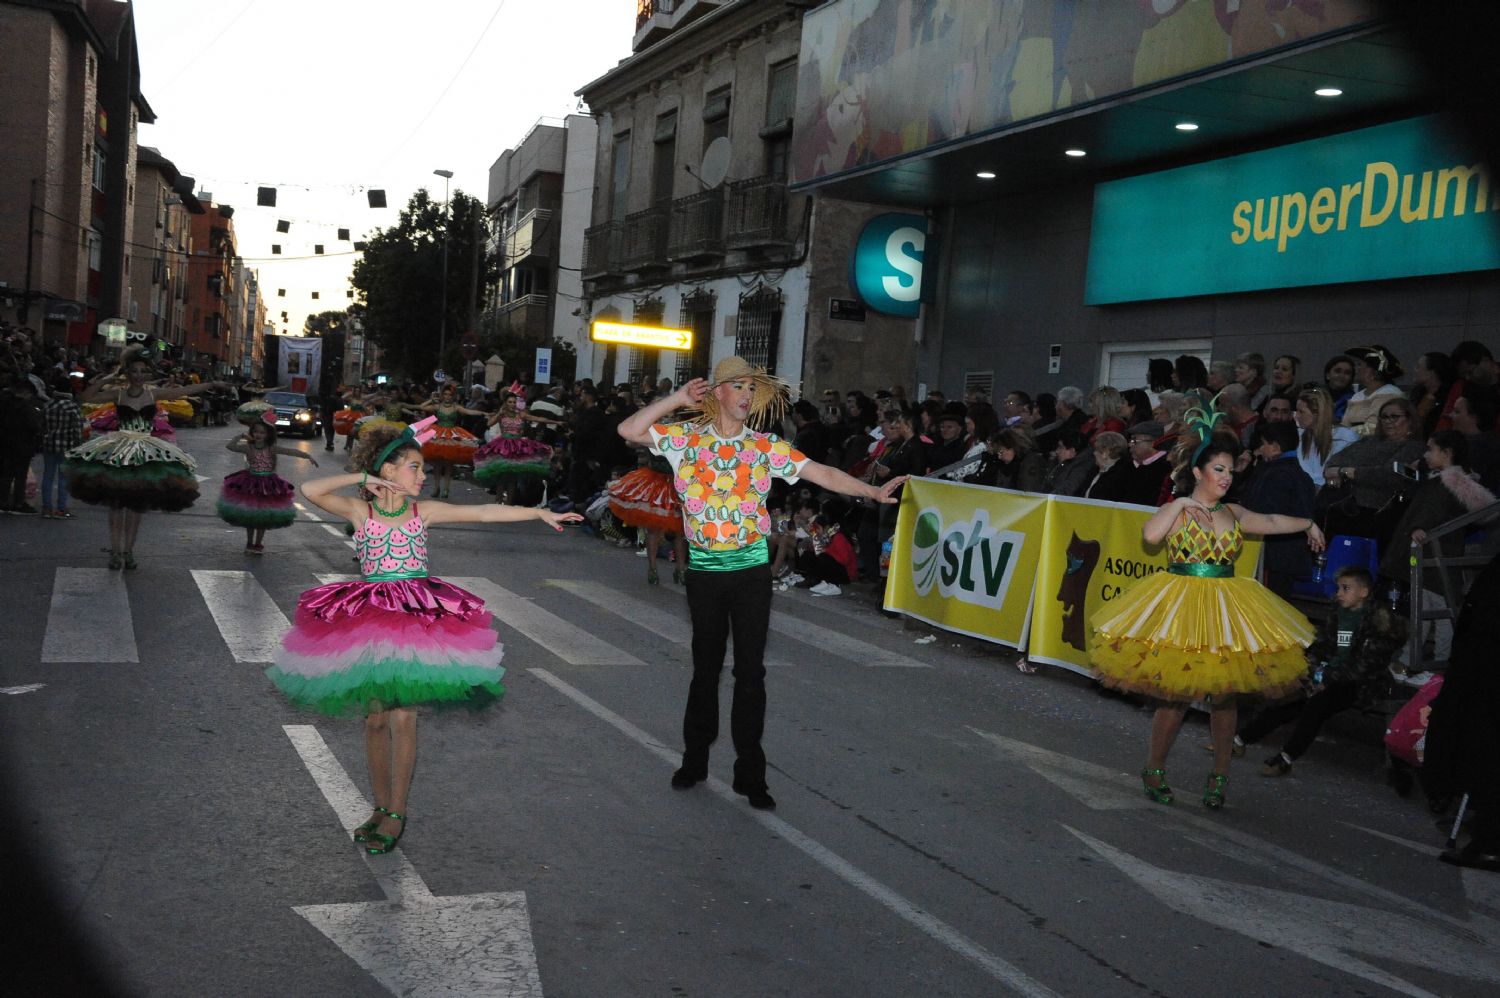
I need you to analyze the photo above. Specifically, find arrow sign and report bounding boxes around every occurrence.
[589,320,693,351]
[283,725,544,996]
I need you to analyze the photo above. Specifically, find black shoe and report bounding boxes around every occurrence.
[324,443,334,451]
[671,766,706,789]
[1439,842,1500,872]
[731,779,776,810]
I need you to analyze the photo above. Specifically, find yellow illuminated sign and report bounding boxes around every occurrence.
[589,320,693,351]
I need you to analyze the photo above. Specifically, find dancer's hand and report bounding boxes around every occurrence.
[365,476,412,495]
[538,510,584,531]
[872,474,908,503]
[674,378,709,407]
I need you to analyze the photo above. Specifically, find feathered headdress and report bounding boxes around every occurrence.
[1182,390,1229,466]
[685,356,791,427]
[375,415,438,468]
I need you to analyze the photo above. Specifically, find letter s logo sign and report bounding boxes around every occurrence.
[852,213,927,317]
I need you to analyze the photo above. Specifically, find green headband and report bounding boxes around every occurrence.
[374,415,437,471]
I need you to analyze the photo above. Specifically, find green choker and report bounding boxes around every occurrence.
[372,497,410,519]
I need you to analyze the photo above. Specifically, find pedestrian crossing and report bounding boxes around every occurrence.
[26,565,922,672]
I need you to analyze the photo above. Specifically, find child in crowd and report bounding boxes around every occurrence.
[793,512,858,596]
[1235,566,1406,776]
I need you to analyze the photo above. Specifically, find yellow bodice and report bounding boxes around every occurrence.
[1167,515,1242,565]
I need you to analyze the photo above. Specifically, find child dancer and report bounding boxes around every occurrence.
[66,346,229,569]
[417,382,484,499]
[219,415,318,553]
[608,449,687,585]
[266,418,582,854]
[1089,404,1325,809]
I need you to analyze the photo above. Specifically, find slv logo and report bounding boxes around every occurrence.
[851,212,926,317]
[909,508,1023,609]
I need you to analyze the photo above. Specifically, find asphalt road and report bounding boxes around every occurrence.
[3,421,1497,997]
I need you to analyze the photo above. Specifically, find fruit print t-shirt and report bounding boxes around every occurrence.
[649,422,808,571]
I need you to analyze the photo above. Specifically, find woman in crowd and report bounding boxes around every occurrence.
[1174,355,1209,393]
[1410,351,1455,438]
[1084,431,1132,502]
[1042,428,1094,497]
[1234,352,1271,411]
[1319,397,1424,546]
[1090,414,1323,809]
[1267,354,1301,407]
[1323,354,1358,423]
[1292,386,1358,486]
[1148,358,1175,396]
[1342,345,1404,435]
[1120,388,1152,431]
[1081,386,1127,441]
[1449,385,1500,491]
[990,426,1046,492]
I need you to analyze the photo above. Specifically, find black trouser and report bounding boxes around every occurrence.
[0,453,32,507]
[1239,681,1360,760]
[682,562,773,787]
[567,456,603,505]
[322,414,336,448]
[795,550,851,586]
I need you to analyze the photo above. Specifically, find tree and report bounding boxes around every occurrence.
[350,189,492,379]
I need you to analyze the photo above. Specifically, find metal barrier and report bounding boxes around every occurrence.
[1405,498,1500,670]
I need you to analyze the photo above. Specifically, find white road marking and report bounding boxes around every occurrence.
[1067,825,1500,998]
[531,668,1058,998]
[42,568,137,663]
[292,501,324,522]
[283,725,543,996]
[1,684,45,695]
[546,579,690,643]
[768,607,929,668]
[449,577,643,666]
[190,570,290,663]
[1343,822,1445,857]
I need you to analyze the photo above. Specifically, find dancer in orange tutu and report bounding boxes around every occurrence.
[1089,402,1325,810]
[416,382,484,499]
[609,450,688,585]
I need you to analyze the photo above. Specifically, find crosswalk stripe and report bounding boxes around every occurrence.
[545,579,690,644]
[767,608,930,669]
[313,574,644,667]
[43,567,138,663]
[191,570,291,663]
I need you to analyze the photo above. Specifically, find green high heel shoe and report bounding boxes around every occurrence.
[353,806,390,843]
[1140,767,1173,804]
[364,810,406,854]
[672,567,684,585]
[1203,772,1228,810]
[646,565,659,586]
[108,551,123,570]
[123,552,138,571]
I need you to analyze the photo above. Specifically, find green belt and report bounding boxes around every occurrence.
[1168,562,1233,578]
[250,470,274,476]
[363,571,430,581]
[687,538,769,572]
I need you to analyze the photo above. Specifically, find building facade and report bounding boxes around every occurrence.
[185,202,237,375]
[790,1,1499,402]
[0,0,154,350]
[578,0,811,390]
[128,146,201,354]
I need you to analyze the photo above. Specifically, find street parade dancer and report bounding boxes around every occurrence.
[1088,400,1325,809]
[218,405,318,554]
[417,382,484,499]
[265,417,581,854]
[473,391,555,504]
[618,356,906,810]
[608,448,688,586]
[65,345,229,570]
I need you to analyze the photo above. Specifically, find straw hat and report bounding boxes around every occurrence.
[689,356,792,425]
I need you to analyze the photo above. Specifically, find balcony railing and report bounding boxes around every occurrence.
[620,206,670,272]
[503,208,555,269]
[668,187,725,262]
[582,222,623,278]
[726,176,792,251]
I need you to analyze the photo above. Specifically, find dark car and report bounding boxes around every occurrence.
[265,391,319,438]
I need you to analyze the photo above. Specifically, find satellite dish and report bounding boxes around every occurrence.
[699,137,731,188]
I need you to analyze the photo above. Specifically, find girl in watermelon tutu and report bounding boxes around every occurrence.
[473,391,557,504]
[266,418,582,854]
[219,415,318,554]
[609,450,688,585]
[415,382,484,499]
[1089,406,1326,810]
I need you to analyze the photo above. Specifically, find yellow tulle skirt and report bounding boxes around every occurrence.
[1088,573,1314,702]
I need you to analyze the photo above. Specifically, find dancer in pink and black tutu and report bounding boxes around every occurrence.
[266,418,582,854]
[219,416,318,554]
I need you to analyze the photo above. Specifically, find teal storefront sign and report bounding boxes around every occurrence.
[1085,115,1500,304]
[851,213,927,317]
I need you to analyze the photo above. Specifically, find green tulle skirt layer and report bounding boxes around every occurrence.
[264,657,505,717]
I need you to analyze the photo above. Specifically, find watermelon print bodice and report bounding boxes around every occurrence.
[356,509,429,579]
[1168,515,1243,566]
[498,414,524,437]
[245,446,276,474]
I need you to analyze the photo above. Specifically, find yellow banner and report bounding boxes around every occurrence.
[1027,496,1261,674]
[884,479,1048,649]
[885,483,1262,674]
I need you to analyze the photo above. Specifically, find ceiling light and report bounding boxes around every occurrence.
[1314,87,1343,97]
[1064,148,1086,158]
[976,170,996,179]
[1174,121,1199,132]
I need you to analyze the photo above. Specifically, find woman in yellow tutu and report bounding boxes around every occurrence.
[1089,412,1325,809]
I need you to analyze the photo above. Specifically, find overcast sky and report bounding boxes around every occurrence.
[132,0,634,336]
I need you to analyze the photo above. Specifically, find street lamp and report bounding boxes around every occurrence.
[433,169,453,380]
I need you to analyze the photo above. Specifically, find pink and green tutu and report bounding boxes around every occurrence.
[217,470,297,529]
[473,435,553,482]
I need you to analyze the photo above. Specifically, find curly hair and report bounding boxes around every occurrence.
[1170,429,1241,496]
[349,424,420,499]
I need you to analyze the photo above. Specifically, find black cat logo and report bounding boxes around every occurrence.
[1056,532,1101,652]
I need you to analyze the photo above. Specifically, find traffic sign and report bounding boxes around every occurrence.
[589,320,693,351]
[460,330,479,361]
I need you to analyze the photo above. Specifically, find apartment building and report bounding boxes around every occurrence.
[578,0,810,389]
[185,202,237,374]
[128,146,201,354]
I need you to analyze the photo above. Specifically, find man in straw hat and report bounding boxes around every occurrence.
[619,357,907,809]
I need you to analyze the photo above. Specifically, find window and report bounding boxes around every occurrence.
[765,135,790,180]
[765,60,796,127]
[630,297,665,388]
[86,229,103,271]
[92,146,107,191]
[702,86,731,149]
[677,288,716,383]
[652,111,677,205]
[734,285,783,375]
[609,131,631,222]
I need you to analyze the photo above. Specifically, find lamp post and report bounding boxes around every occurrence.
[433,169,453,380]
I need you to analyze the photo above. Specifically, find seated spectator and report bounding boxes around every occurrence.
[1001,390,1031,426]
[1037,385,1086,452]
[1261,394,1294,426]
[1438,340,1500,433]
[990,426,1046,492]
[1174,354,1209,393]
[1029,393,1056,431]
[1266,354,1301,410]
[1238,421,1317,597]
[1120,388,1152,431]
[1235,351,1271,411]
[1293,386,1358,486]
[1083,431,1132,502]
[1220,383,1258,447]
[1122,420,1170,506]
[1410,351,1455,438]
[1235,566,1405,777]
[1448,384,1500,492]
[771,494,820,581]
[1042,428,1095,497]
[790,399,829,464]
[1148,357,1175,396]
[792,513,858,596]
[1323,353,1358,423]
[926,403,970,473]
[1152,391,1188,451]
[964,401,999,458]
[1207,360,1234,393]
[1080,386,1127,441]
[1318,397,1424,547]
[1342,345,1405,436]
[917,398,943,438]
